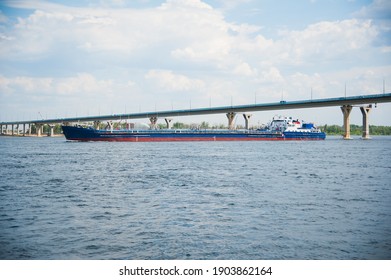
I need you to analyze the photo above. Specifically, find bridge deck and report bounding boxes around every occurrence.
[1,93,390,125]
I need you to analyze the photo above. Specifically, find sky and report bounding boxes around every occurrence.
[0,0,390,127]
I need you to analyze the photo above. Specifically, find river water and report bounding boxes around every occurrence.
[0,136,390,259]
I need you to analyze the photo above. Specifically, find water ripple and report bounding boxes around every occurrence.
[0,136,390,259]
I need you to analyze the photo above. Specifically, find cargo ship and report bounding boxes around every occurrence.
[61,116,326,142]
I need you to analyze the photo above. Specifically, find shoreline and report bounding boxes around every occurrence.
[0,134,64,138]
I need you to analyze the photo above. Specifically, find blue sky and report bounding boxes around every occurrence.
[0,0,390,126]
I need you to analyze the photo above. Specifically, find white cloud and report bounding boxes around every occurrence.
[381,46,391,53]
[257,67,284,84]
[0,10,8,23]
[355,0,391,20]
[159,0,213,11]
[1,0,390,124]
[273,19,378,66]
[233,61,256,76]
[214,0,253,11]
[1,9,77,58]
[145,70,205,91]
[1,1,379,72]
[0,75,52,95]
[0,72,139,119]
[0,0,231,61]
[98,0,127,8]
[0,73,121,96]
[55,73,114,95]
[284,65,391,100]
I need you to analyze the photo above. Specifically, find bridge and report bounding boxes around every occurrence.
[1,93,391,139]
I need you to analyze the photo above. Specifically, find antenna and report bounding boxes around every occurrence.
[344,83,347,98]
[383,78,385,94]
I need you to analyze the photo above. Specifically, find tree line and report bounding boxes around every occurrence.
[318,124,391,135]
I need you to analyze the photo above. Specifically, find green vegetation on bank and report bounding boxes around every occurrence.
[318,124,391,135]
[27,124,63,134]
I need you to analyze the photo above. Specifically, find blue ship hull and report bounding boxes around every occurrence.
[284,131,327,140]
[61,126,326,142]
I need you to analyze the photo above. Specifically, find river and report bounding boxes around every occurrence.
[0,136,390,259]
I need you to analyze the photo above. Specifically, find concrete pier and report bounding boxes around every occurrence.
[340,105,353,140]
[360,105,372,140]
[165,118,173,129]
[243,114,252,130]
[94,121,101,130]
[226,112,236,130]
[36,124,43,137]
[106,121,114,132]
[48,125,55,137]
[150,116,158,129]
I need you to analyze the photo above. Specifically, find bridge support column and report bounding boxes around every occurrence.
[150,116,158,129]
[340,105,353,140]
[11,124,14,136]
[165,118,173,129]
[226,112,236,130]
[28,124,32,136]
[48,125,55,137]
[16,124,20,136]
[94,121,101,130]
[360,105,372,140]
[22,124,26,136]
[106,121,114,132]
[243,114,252,130]
[36,124,43,137]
